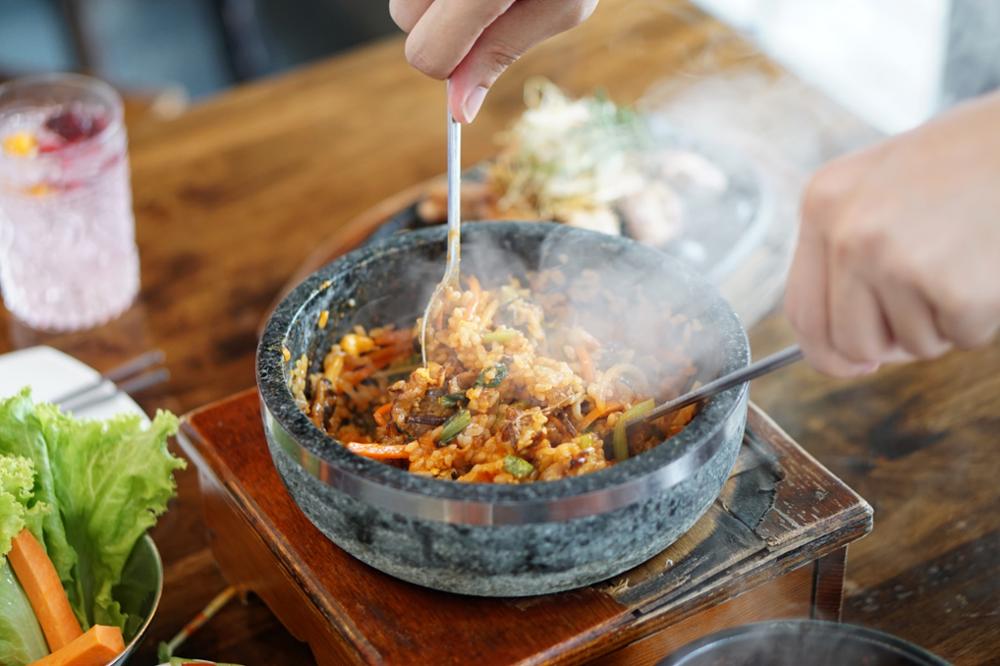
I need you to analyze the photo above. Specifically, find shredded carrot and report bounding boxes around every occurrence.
[373,403,392,427]
[467,275,482,295]
[373,329,413,346]
[665,404,698,434]
[346,442,409,461]
[576,345,595,383]
[464,278,481,315]
[467,276,483,315]
[578,403,622,431]
[342,364,378,384]
[369,345,409,368]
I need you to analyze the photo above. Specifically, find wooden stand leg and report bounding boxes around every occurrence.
[811,546,847,621]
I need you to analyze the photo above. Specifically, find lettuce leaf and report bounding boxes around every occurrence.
[0,391,75,582]
[34,402,183,631]
[0,454,49,665]
[0,560,47,666]
[0,454,48,556]
[0,390,184,635]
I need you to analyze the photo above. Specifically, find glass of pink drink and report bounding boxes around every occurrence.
[0,74,139,331]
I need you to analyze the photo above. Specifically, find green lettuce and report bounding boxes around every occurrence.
[0,393,75,583]
[0,454,49,665]
[0,389,184,636]
[0,454,46,554]
[0,561,47,666]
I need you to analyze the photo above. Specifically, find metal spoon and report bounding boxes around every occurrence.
[630,345,804,427]
[420,83,462,365]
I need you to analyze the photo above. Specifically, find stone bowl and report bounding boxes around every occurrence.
[257,221,749,596]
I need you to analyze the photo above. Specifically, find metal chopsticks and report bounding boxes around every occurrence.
[631,345,804,427]
[51,349,169,412]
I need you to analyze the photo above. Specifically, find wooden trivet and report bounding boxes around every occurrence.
[178,392,871,665]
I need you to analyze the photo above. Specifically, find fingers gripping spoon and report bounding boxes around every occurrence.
[420,83,462,365]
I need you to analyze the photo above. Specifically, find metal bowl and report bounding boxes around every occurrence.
[110,534,163,665]
[658,620,951,666]
[257,221,750,596]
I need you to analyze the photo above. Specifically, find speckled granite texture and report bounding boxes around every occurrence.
[257,222,750,595]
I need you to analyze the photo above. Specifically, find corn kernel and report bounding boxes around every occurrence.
[3,132,38,157]
[339,333,374,356]
[318,310,329,329]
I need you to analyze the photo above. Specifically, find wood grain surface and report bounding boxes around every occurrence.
[0,0,996,664]
[177,393,867,665]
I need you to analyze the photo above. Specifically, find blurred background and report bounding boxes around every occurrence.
[1,0,998,132]
[0,0,397,108]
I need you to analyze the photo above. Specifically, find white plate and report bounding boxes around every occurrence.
[0,346,146,420]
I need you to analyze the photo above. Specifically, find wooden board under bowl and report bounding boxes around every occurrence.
[178,393,872,665]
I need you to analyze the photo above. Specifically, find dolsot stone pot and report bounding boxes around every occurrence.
[257,222,749,596]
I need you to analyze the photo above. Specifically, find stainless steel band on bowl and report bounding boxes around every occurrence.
[262,389,747,526]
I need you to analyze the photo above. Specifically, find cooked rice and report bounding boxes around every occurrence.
[290,274,698,483]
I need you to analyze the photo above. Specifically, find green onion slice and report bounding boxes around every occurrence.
[475,363,509,388]
[503,454,534,479]
[612,398,655,462]
[482,329,517,344]
[439,410,472,444]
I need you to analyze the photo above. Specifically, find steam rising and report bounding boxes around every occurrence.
[371,224,730,403]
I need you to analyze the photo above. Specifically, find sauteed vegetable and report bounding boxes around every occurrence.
[290,273,700,483]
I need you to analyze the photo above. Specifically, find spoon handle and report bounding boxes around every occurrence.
[420,83,463,366]
[639,345,804,424]
[444,81,461,280]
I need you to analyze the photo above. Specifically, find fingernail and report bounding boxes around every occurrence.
[461,86,489,123]
[860,362,880,375]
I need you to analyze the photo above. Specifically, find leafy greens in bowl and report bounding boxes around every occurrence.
[0,389,183,665]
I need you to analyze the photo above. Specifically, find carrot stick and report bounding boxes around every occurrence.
[578,403,622,431]
[346,442,410,461]
[28,625,124,666]
[373,403,392,427]
[9,529,83,652]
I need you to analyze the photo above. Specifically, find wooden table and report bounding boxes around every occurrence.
[0,1,996,664]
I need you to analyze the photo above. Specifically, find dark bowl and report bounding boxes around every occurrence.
[658,620,951,666]
[257,221,750,596]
